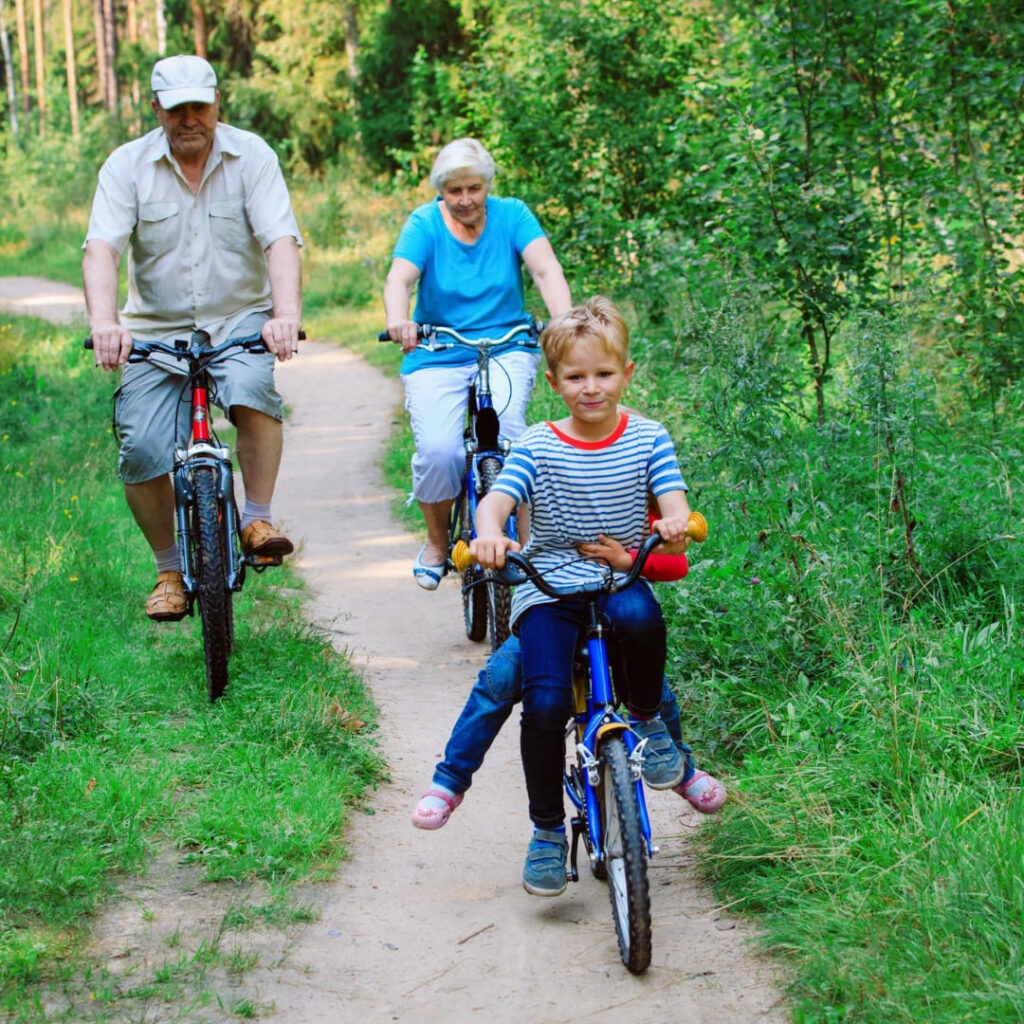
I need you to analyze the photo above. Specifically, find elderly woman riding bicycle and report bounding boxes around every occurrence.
[383,137,572,589]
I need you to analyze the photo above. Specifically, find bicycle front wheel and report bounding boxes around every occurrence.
[599,734,652,973]
[478,456,511,651]
[457,486,488,642]
[192,466,232,701]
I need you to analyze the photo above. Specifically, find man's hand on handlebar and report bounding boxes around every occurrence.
[469,533,521,570]
[261,316,303,361]
[386,320,421,355]
[90,321,134,371]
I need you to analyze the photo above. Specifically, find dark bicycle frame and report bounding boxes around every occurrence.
[85,328,299,699]
[108,330,280,605]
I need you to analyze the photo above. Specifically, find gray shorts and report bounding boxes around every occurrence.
[115,315,284,483]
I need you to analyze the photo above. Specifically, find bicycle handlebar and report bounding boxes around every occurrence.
[84,330,306,363]
[377,322,544,350]
[494,532,667,596]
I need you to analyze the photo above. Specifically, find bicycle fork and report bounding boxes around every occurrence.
[173,379,246,603]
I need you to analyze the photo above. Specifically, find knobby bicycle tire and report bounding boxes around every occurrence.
[192,466,232,701]
[598,734,652,973]
[478,456,511,651]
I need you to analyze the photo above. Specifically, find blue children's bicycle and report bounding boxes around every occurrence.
[494,520,705,974]
[380,322,543,651]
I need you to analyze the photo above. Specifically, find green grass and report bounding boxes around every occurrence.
[0,315,385,1014]
[5,160,1024,1023]
[647,310,1024,1022]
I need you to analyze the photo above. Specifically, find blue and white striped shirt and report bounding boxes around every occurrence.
[491,413,687,625]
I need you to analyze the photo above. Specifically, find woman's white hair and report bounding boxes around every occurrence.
[429,138,496,193]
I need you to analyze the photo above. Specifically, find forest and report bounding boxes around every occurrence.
[1,0,1023,1021]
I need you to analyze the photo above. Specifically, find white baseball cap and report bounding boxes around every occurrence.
[151,55,217,109]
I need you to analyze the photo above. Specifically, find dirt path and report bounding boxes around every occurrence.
[256,341,786,1023]
[3,278,787,1022]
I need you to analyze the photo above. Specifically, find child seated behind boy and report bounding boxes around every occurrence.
[471,295,695,897]
[410,520,725,830]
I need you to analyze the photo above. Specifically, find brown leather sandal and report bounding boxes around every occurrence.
[146,571,187,622]
[240,519,294,557]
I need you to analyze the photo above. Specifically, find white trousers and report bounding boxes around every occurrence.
[401,347,541,503]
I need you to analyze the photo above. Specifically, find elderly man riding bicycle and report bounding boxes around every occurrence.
[82,54,303,621]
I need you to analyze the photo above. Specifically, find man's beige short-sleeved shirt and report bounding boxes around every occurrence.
[85,122,302,346]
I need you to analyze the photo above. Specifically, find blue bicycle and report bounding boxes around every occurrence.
[380,322,543,651]
[495,531,679,974]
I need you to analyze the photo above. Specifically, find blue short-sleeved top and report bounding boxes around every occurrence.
[392,196,545,372]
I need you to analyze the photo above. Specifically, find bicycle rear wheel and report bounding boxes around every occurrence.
[598,734,652,973]
[192,466,232,701]
[478,456,511,651]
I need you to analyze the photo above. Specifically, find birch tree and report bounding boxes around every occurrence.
[62,0,78,137]
[0,0,19,132]
[30,0,44,132]
[14,0,27,113]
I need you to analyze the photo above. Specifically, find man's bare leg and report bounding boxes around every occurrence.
[124,475,176,551]
[232,406,283,503]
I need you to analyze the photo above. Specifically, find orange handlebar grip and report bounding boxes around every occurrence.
[451,539,474,573]
[686,511,708,543]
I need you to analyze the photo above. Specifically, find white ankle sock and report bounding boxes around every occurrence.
[154,543,179,574]
[241,499,272,531]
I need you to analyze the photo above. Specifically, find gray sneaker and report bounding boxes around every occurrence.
[632,718,687,789]
[522,829,568,897]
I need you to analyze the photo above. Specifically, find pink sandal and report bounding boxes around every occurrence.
[411,789,464,830]
[677,771,726,814]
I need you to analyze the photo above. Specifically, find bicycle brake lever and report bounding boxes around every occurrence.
[493,557,530,586]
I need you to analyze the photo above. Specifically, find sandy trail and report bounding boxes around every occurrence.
[0,276,787,1022]
[258,340,785,1023]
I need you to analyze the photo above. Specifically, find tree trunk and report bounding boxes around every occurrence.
[14,0,28,112]
[191,0,207,57]
[92,0,107,107]
[30,0,44,133]
[0,0,20,132]
[62,0,78,138]
[155,0,166,56]
[102,0,117,114]
[126,0,140,130]
[344,1,359,83]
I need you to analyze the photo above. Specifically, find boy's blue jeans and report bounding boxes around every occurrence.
[432,636,688,795]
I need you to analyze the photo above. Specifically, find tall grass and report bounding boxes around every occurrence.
[645,304,1024,1021]
[0,316,384,1012]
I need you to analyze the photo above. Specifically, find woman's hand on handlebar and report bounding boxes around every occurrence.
[90,321,133,371]
[261,315,303,362]
[386,320,421,354]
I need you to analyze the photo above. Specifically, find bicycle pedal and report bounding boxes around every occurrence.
[247,553,283,569]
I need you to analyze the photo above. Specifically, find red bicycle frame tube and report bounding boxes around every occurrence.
[191,385,211,442]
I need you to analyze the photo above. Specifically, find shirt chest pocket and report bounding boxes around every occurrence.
[136,201,179,251]
[208,198,252,253]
